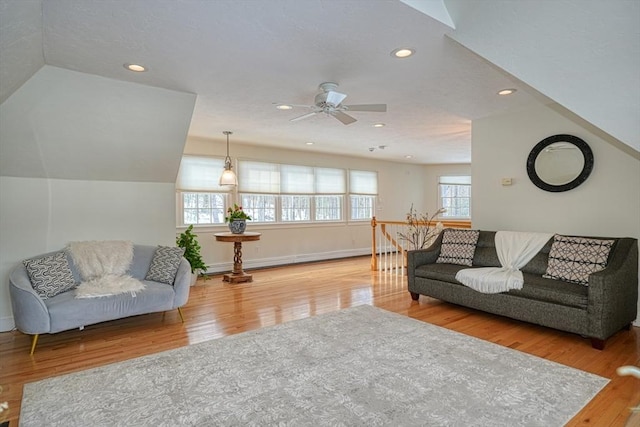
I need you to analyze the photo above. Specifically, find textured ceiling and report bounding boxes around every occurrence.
[4,0,636,165]
[0,0,548,165]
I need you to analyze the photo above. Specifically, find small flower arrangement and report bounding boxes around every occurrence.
[225,204,252,222]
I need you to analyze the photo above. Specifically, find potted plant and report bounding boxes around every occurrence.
[225,203,252,234]
[176,224,208,285]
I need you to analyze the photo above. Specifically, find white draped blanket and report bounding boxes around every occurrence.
[455,231,553,294]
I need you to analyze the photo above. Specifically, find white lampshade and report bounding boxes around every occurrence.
[219,168,238,186]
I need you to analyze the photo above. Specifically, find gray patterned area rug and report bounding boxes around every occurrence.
[21,305,608,427]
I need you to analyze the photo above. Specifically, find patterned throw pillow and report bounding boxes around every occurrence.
[436,229,480,266]
[23,251,77,299]
[145,246,186,285]
[543,235,614,285]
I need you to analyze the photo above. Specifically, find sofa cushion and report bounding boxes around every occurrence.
[75,274,146,298]
[543,235,615,285]
[145,246,186,285]
[415,263,469,284]
[23,252,77,299]
[521,238,553,275]
[471,231,500,267]
[436,229,480,266]
[508,273,588,309]
[44,280,175,333]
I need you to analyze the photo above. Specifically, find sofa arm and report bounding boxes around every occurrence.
[8,265,51,334]
[587,238,638,339]
[407,246,441,289]
[171,258,192,309]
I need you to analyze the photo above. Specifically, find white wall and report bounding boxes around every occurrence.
[181,137,458,273]
[472,103,640,320]
[0,177,176,331]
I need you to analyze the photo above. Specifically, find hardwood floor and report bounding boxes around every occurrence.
[1,256,638,426]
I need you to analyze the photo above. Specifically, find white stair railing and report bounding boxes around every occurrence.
[370,217,471,273]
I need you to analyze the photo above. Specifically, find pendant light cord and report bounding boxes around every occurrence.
[223,131,233,168]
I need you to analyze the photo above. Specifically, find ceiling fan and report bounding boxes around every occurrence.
[281,82,387,125]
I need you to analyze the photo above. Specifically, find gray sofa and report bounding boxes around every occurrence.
[407,230,638,349]
[9,244,191,353]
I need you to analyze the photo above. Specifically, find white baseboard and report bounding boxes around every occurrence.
[0,315,16,333]
[204,248,371,274]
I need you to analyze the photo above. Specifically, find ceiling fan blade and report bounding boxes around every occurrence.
[290,111,318,122]
[325,90,348,106]
[343,104,387,112]
[331,111,357,125]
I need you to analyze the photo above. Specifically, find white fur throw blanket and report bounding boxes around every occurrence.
[67,240,143,298]
[67,240,134,280]
[75,274,145,299]
[455,231,553,294]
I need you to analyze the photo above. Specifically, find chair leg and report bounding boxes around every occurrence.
[30,334,39,355]
[177,307,185,323]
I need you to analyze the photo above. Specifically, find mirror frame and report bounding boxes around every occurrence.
[526,134,594,193]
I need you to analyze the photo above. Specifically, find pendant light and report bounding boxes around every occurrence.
[219,131,238,186]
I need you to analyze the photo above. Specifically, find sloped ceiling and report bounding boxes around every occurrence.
[0,65,196,182]
[444,0,640,152]
[0,0,638,179]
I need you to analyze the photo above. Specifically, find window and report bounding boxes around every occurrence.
[316,195,342,221]
[439,176,471,219]
[314,167,345,222]
[350,195,375,220]
[281,195,310,221]
[176,156,231,225]
[349,170,378,220]
[238,161,346,223]
[240,194,276,222]
[182,192,226,224]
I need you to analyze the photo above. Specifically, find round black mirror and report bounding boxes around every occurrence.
[526,134,594,192]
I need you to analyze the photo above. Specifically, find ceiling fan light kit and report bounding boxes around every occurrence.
[284,82,387,125]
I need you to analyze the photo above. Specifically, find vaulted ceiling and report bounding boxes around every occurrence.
[0,0,637,179]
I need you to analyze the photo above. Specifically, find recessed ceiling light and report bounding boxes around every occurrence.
[124,63,147,72]
[276,104,293,110]
[405,155,413,159]
[373,123,385,128]
[305,142,314,145]
[497,88,517,96]
[391,48,415,59]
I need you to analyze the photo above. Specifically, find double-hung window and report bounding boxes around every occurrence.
[349,170,378,220]
[238,161,279,222]
[315,167,346,221]
[176,156,231,225]
[238,161,345,223]
[439,175,471,219]
[280,165,314,222]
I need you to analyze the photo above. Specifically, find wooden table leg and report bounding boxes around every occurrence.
[223,241,253,283]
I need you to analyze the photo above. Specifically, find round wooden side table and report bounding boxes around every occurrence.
[214,232,261,283]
